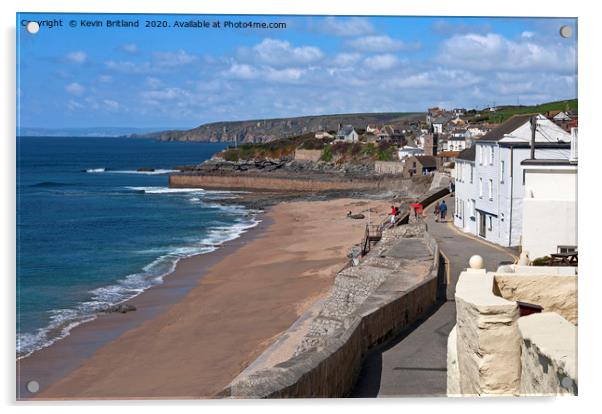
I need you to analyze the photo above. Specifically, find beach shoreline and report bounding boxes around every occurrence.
[17,197,392,400]
[16,209,271,399]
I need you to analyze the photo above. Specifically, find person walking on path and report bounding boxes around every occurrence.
[434,201,440,223]
[439,200,448,222]
[390,205,397,225]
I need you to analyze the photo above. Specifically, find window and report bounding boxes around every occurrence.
[470,165,473,184]
[500,160,505,183]
[489,147,494,165]
[470,199,476,218]
[488,179,493,200]
[479,178,483,198]
[478,146,483,165]
[488,216,493,231]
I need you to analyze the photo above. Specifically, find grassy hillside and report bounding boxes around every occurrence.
[218,133,397,163]
[469,99,577,123]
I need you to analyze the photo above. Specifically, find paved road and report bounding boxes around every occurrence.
[351,194,516,397]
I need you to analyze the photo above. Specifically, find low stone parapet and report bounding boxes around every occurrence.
[221,225,443,398]
[448,263,578,396]
[518,313,577,396]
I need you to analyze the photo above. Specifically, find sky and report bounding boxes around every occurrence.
[17,13,577,129]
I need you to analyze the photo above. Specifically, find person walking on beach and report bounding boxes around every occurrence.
[434,201,440,223]
[439,200,448,222]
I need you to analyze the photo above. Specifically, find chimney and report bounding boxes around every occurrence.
[530,115,537,160]
[570,127,578,163]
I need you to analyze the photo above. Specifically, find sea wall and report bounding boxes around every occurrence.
[221,226,444,398]
[374,161,404,175]
[169,173,434,193]
[294,149,323,162]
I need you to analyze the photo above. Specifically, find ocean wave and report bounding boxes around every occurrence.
[111,169,179,175]
[126,186,205,194]
[28,181,74,188]
[85,168,178,175]
[16,211,261,359]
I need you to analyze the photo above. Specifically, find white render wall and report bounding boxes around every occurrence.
[454,160,477,234]
[498,147,571,247]
[521,166,577,259]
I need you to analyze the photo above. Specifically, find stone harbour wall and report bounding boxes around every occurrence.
[293,149,323,162]
[221,227,444,398]
[374,161,405,175]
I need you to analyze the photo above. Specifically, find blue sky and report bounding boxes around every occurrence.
[17,14,577,129]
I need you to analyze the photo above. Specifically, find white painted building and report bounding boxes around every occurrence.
[336,125,359,143]
[453,114,572,249]
[454,146,477,234]
[398,145,425,160]
[521,128,578,259]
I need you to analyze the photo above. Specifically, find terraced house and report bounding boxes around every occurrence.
[453,114,571,248]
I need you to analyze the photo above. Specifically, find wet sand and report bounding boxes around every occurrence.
[19,198,391,400]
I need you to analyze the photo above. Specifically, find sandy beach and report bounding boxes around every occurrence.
[20,198,392,399]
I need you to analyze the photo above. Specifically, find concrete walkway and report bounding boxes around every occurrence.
[351,194,516,397]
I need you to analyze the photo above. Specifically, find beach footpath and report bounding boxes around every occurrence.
[24,198,392,399]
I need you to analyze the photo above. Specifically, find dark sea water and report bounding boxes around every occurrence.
[16,137,258,358]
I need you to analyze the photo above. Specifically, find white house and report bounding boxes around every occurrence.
[453,114,571,248]
[336,125,359,143]
[315,131,334,139]
[398,145,424,160]
[454,146,477,234]
[521,128,577,259]
[553,111,572,122]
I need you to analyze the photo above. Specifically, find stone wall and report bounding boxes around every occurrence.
[448,266,578,396]
[374,161,404,175]
[518,313,577,395]
[453,271,522,395]
[170,172,434,193]
[294,149,323,162]
[221,226,444,398]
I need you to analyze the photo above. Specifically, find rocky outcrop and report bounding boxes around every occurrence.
[103,304,137,314]
[131,112,423,143]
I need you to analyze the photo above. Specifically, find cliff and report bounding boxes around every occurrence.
[130,112,423,143]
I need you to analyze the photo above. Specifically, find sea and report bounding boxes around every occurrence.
[16,137,260,358]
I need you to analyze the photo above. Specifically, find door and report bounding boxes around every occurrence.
[479,212,487,238]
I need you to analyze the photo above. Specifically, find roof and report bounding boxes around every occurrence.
[337,125,355,136]
[456,146,476,162]
[414,155,438,168]
[479,114,534,142]
[437,151,461,158]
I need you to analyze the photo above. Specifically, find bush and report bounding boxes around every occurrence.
[223,149,240,162]
[532,256,551,266]
[320,145,333,162]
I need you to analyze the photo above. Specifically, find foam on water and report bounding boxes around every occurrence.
[17,190,261,359]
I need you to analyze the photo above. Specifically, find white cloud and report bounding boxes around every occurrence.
[102,99,120,111]
[65,82,85,96]
[66,51,87,64]
[521,31,535,39]
[121,43,138,54]
[438,33,575,73]
[264,67,305,82]
[332,53,362,66]
[152,49,198,67]
[145,77,162,88]
[363,54,400,70]
[318,17,374,37]
[347,35,419,53]
[225,63,259,80]
[246,38,323,66]
[98,75,113,83]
